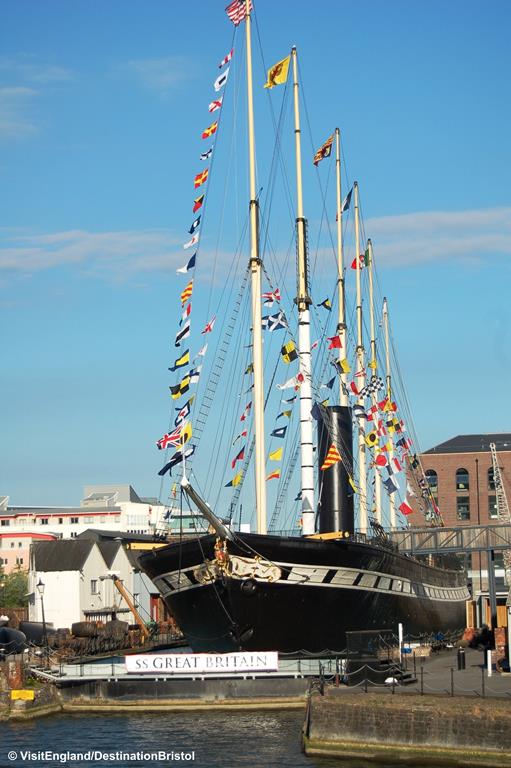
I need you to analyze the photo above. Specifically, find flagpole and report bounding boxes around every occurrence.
[291,46,315,537]
[245,0,267,534]
[354,182,367,533]
[383,297,396,528]
[367,238,382,524]
[335,128,348,408]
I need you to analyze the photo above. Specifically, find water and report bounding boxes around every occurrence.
[1,711,438,768]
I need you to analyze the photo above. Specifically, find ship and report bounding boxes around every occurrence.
[139,0,469,654]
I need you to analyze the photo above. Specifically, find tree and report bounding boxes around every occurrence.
[0,568,28,608]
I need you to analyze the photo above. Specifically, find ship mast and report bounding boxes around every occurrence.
[335,128,348,408]
[245,1,267,534]
[354,182,367,533]
[367,238,381,524]
[291,47,314,536]
[382,297,396,528]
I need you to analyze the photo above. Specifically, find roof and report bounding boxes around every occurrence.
[124,547,142,570]
[32,540,95,572]
[424,434,511,455]
[1,505,120,518]
[82,484,143,504]
[97,541,122,569]
[76,528,158,543]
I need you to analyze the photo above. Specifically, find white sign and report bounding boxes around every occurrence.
[125,651,279,675]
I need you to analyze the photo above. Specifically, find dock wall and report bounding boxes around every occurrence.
[304,690,511,767]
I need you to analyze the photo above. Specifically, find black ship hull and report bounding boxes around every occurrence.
[139,532,469,654]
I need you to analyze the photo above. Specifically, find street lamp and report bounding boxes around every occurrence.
[36,578,49,667]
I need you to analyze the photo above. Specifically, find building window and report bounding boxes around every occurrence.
[18,542,22,547]
[90,580,98,595]
[70,517,79,524]
[456,468,469,492]
[425,469,438,494]
[456,497,470,521]
[70,532,77,538]
[133,593,140,608]
[487,467,495,492]
[58,518,64,524]
[40,518,49,525]
[16,557,23,565]
[10,542,15,548]
[488,495,498,519]
[494,552,504,569]
[84,517,93,524]
[1,520,10,526]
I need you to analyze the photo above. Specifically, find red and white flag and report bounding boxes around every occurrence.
[156,426,183,450]
[201,315,216,334]
[262,288,281,306]
[218,49,234,68]
[209,97,223,113]
[399,499,414,516]
[225,0,252,26]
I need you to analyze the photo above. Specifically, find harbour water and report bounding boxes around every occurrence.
[2,710,437,767]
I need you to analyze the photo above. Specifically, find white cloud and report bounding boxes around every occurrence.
[121,56,195,97]
[0,86,38,137]
[0,55,74,83]
[365,207,511,267]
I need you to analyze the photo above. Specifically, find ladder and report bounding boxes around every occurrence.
[489,441,511,585]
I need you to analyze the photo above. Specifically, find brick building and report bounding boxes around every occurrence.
[417,433,511,626]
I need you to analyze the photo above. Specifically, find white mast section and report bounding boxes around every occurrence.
[383,297,396,528]
[354,182,367,533]
[367,239,381,524]
[245,2,266,534]
[335,128,348,408]
[291,47,315,537]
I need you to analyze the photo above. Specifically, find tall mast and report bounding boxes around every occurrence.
[383,297,396,528]
[367,238,381,524]
[354,182,367,533]
[335,128,348,407]
[291,47,314,536]
[245,1,266,534]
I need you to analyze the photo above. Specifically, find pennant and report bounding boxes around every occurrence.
[313,134,334,166]
[189,365,202,384]
[240,401,252,421]
[175,321,190,347]
[213,68,230,92]
[327,335,342,349]
[321,444,342,470]
[277,410,292,419]
[281,340,298,364]
[225,0,252,25]
[176,253,196,274]
[225,470,243,487]
[397,436,412,450]
[180,421,192,445]
[202,121,218,139]
[209,97,223,113]
[276,374,301,391]
[359,377,385,398]
[171,483,177,499]
[352,404,367,420]
[194,169,209,189]
[379,397,397,412]
[174,397,194,427]
[168,349,190,372]
[201,315,216,334]
[383,476,400,495]
[271,425,287,439]
[311,339,319,351]
[262,311,287,331]
[399,500,414,516]
[321,377,336,390]
[351,248,370,270]
[392,457,403,472]
[169,374,191,400]
[193,194,205,213]
[179,303,191,327]
[156,427,182,450]
[200,148,213,163]
[350,381,360,396]
[294,491,302,501]
[368,358,377,370]
[341,187,353,213]
[338,358,351,374]
[364,431,378,448]
[232,429,247,445]
[244,362,254,375]
[264,56,291,89]
[266,469,281,481]
[269,447,283,461]
[317,298,332,311]
[231,447,245,469]
[184,233,199,249]
[283,395,297,403]
[386,418,400,434]
[348,475,358,493]
[262,288,281,306]
[180,280,193,306]
[218,49,234,68]
[158,445,195,476]
[311,402,322,421]
[188,215,201,234]
[375,454,388,467]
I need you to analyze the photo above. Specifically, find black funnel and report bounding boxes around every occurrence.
[317,405,354,534]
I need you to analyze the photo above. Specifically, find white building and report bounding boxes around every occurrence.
[28,536,161,630]
[1,485,171,543]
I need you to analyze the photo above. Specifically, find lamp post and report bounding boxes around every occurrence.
[36,578,49,667]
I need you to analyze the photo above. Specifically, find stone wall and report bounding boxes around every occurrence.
[305,690,511,765]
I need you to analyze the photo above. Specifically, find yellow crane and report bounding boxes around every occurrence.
[111,575,151,643]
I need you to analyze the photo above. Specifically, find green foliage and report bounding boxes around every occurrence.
[0,568,28,608]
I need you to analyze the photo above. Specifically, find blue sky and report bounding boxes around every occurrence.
[2,0,510,511]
